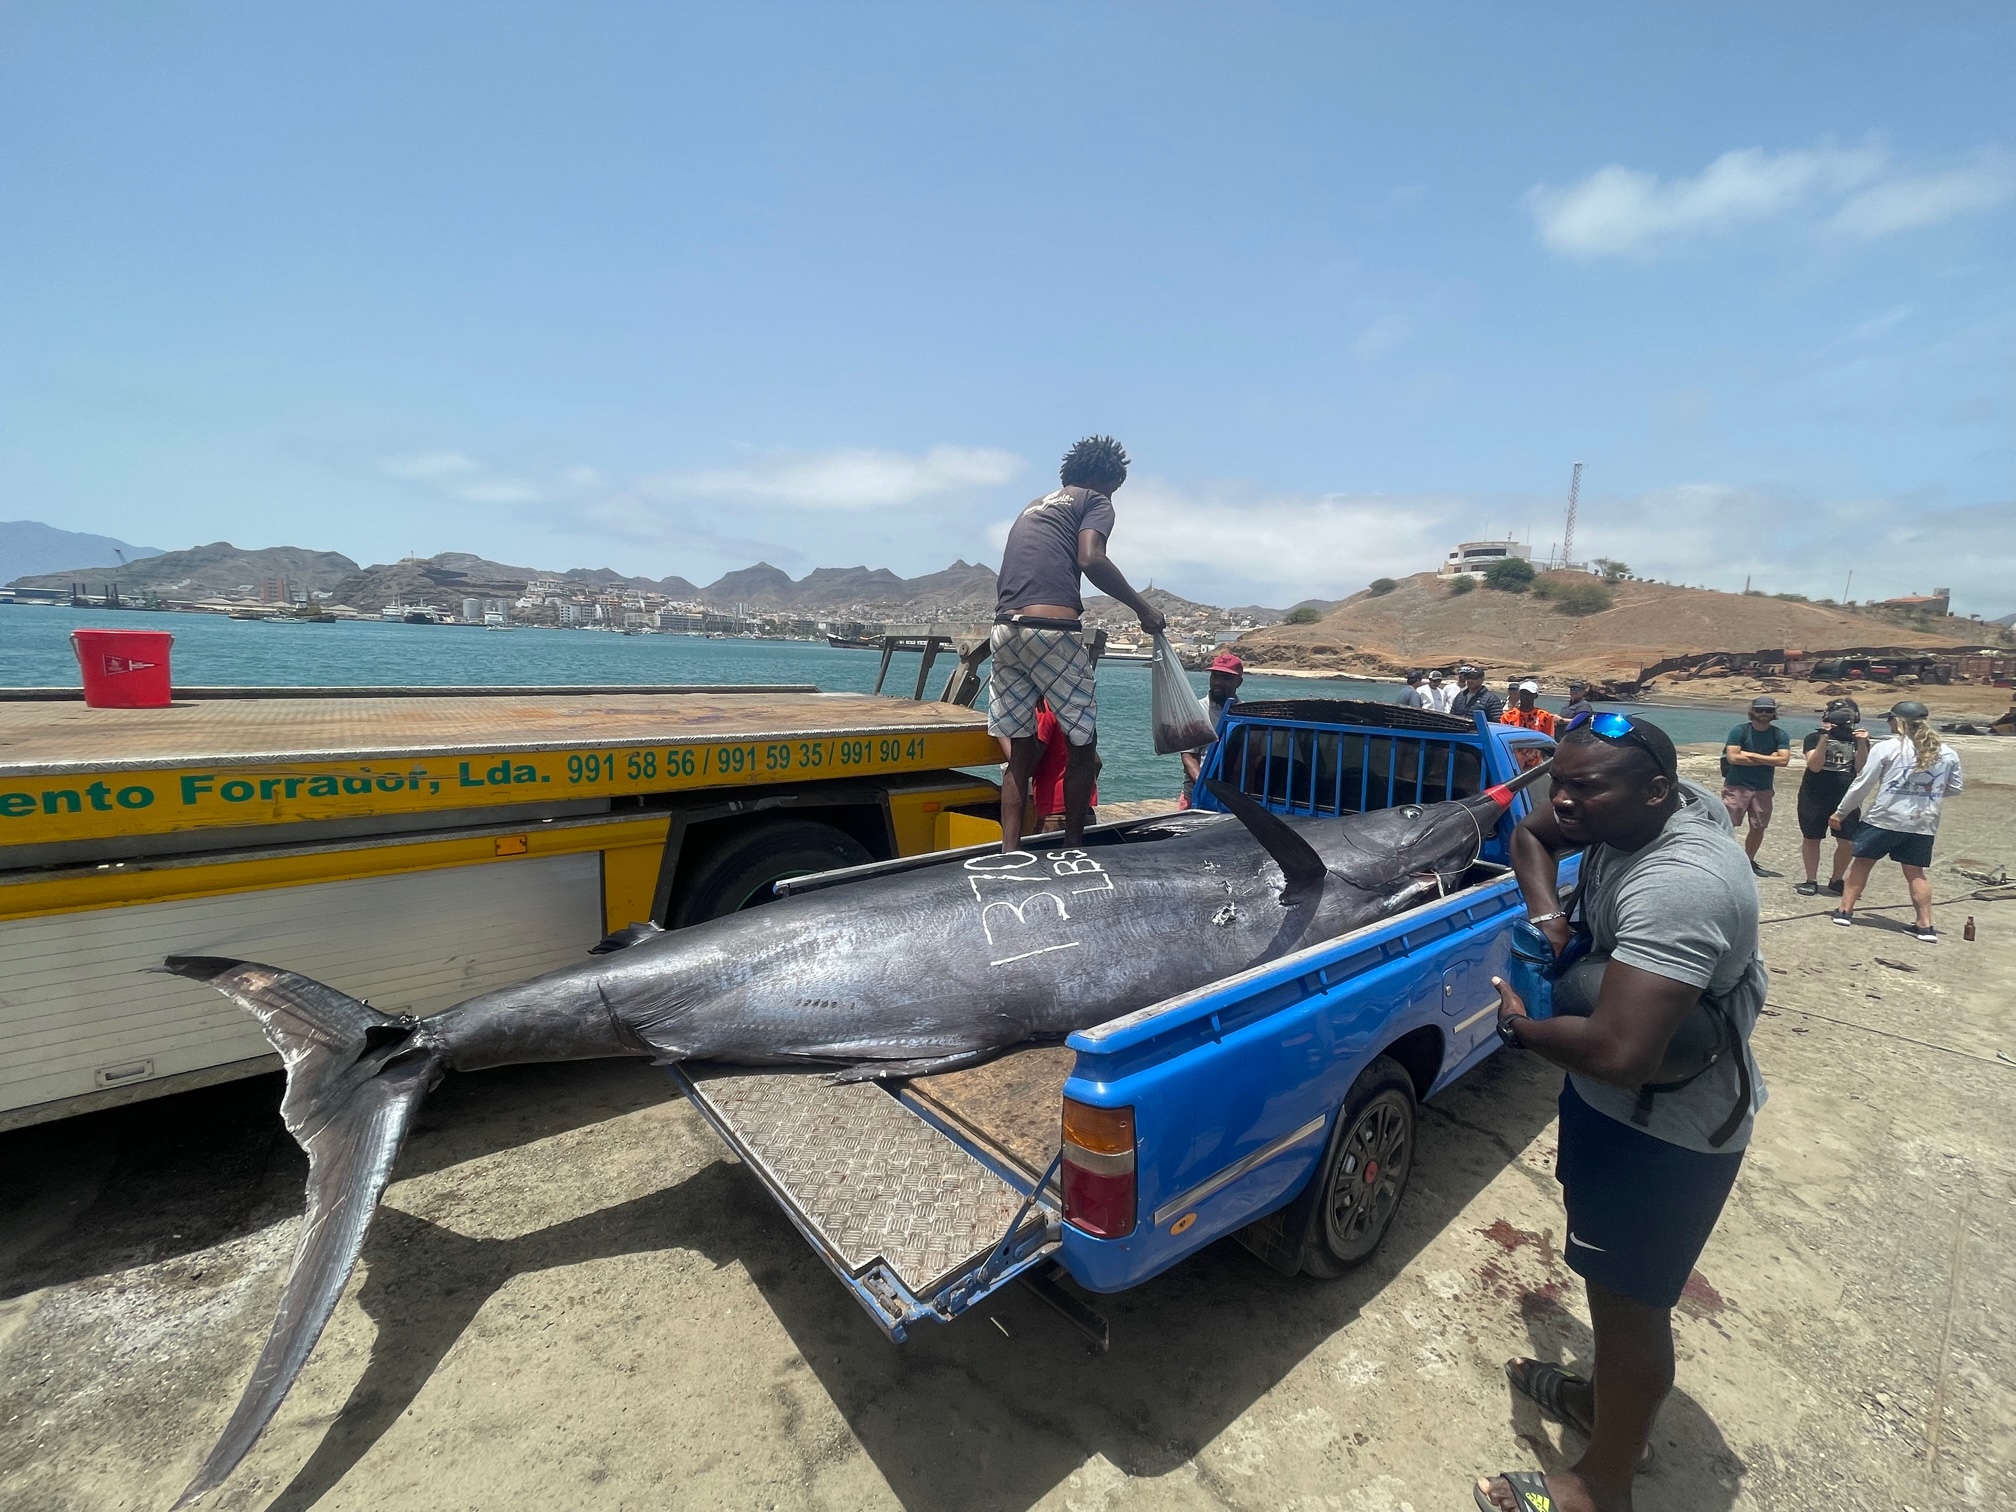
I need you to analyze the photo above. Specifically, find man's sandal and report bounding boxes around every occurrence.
[1473,1470,1554,1512]
[1505,1358,1655,1474]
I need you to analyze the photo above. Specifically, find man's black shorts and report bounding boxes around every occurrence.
[1852,824,1935,868]
[1555,1080,1743,1309]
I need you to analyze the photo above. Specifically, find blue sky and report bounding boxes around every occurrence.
[3,3,2011,611]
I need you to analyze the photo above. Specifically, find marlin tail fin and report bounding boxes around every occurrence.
[161,957,442,1509]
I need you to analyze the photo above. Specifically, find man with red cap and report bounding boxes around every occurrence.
[1180,652,1245,805]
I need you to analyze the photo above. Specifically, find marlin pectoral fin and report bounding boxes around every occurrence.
[588,919,668,955]
[1201,780,1327,906]
[829,1046,1008,1083]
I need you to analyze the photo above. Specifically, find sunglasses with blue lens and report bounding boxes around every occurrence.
[1560,709,1673,777]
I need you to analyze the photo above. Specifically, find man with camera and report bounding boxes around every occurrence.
[1794,698,1868,897]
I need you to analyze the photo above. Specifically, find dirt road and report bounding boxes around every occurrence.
[4,743,2012,1510]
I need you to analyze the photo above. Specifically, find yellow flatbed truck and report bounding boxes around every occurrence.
[0,684,1002,1129]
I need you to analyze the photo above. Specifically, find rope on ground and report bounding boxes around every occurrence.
[1758,886,2013,927]
[1762,1001,2014,1067]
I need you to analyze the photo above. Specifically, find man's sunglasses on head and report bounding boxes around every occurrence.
[1561,709,1674,779]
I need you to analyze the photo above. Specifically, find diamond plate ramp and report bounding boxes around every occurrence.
[691,1071,1042,1297]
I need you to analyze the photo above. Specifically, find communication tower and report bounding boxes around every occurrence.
[1561,461,1583,569]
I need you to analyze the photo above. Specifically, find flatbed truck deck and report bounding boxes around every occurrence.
[0,685,1003,1129]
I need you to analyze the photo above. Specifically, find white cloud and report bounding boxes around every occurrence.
[989,478,1471,608]
[646,445,1022,510]
[977,476,2014,617]
[1524,142,2009,258]
[378,443,1024,565]
[1567,487,2013,616]
[453,478,540,504]
[1829,157,2015,239]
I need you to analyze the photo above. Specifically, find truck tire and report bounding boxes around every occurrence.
[1299,1054,1417,1278]
[671,818,873,927]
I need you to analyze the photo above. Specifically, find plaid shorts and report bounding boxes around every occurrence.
[987,625,1097,745]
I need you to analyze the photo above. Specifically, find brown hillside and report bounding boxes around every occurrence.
[1235,572,1978,681]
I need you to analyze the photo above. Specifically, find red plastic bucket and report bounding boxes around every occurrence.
[71,628,174,708]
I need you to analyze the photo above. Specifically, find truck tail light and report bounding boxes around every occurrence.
[1061,1098,1135,1239]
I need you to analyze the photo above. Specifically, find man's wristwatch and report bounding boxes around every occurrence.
[1526,910,1566,925]
[1497,1015,1525,1048]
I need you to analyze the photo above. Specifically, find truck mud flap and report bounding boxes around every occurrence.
[672,1066,1061,1341]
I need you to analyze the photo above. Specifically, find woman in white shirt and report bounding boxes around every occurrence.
[1829,699,1964,942]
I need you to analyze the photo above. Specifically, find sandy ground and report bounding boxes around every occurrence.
[3,742,2013,1512]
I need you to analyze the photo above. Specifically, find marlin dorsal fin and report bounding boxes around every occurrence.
[1201,780,1328,906]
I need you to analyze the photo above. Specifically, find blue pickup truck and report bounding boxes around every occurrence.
[671,697,1560,1346]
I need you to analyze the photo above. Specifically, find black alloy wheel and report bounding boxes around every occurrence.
[1301,1054,1417,1276]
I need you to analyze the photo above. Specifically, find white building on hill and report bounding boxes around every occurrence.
[1439,539,1530,579]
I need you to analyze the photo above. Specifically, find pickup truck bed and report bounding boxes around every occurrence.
[673,700,1560,1344]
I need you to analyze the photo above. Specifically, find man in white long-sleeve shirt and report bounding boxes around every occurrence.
[1829,699,1963,943]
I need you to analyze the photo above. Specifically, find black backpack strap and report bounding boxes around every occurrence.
[1705,1018,1754,1149]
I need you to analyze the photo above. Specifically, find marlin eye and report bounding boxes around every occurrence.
[1401,806,1423,820]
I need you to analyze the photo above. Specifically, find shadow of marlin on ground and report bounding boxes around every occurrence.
[161,767,1547,1506]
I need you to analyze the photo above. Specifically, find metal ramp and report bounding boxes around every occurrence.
[674,1067,1062,1339]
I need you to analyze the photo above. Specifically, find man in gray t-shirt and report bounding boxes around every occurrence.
[1474,714,1766,1512]
[989,435,1164,853]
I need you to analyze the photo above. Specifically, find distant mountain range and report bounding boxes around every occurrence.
[1,521,162,583]
[10,540,359,599]
[5,532,1281,621]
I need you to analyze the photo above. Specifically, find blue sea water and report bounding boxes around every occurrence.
[1,606,1818,802]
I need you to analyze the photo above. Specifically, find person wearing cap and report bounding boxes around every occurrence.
[1720,696,1790,874]
[1178,652,1245,806]
[1500,680,1558,736]
[1828,700,1963,942]
[1560,680,1595,726]
[1397,669,1433,710]
[1425,668,1452,713]
[1447,665,1504,722]
[1793,698,1869,897]
[1484,710,1767,1512]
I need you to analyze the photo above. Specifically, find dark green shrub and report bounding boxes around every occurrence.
[1448,576,1476,596]
[1367,577,1398,597]
[1550,580,1613,616]
[1284,605,1323,625]
[1483,558,1535,593]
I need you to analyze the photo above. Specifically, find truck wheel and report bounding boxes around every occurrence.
[671,819,873,927]
[1300,1055,1416,1278]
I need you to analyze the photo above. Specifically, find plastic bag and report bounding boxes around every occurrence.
[1149,632,1216,754]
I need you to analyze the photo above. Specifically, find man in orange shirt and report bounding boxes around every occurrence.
[1501,680,1559,737]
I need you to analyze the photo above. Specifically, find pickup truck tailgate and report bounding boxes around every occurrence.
[673,1066,1060,1339]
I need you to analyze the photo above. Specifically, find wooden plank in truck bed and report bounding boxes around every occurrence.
[904,1046,1072,1180]
[0,690,991,772]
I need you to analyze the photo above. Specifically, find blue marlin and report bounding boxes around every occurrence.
[163,765,1545,1505]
